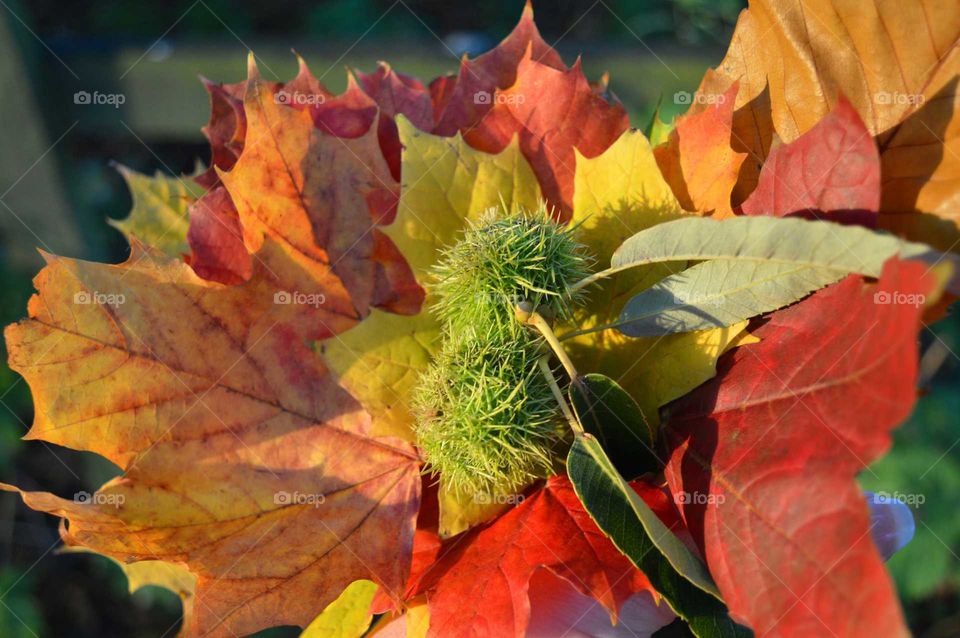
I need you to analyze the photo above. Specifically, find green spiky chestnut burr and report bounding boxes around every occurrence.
[413,206,591,497]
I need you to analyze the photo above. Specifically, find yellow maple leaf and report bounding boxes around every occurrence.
[567,129,754,431]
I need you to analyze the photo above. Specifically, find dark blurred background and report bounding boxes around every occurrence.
[0,1,956,636]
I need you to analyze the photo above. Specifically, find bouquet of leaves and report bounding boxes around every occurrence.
[4,1,959,636]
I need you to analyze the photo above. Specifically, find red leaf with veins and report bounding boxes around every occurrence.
[663,259,932,638]
[357,63,436,179]
[310,72,378,138]
[196,77,246,189]
[432,1,564,136]
[463,52,629,217]
[409,476,654,638]
[187,185,251,285]
[741,96,880,226]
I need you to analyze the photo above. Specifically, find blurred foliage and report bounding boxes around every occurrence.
[25,0,742,46]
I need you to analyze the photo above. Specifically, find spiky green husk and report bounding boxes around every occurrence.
[414,205,590,496]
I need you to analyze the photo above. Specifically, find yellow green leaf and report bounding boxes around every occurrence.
[322,308,441,441]
[384,116,542,283]
[568,129,753,429]
[436,479,511,539]
[109,165,203,257]
[301,579,377,638]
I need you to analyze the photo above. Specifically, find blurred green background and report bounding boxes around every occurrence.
[0,1,956,636]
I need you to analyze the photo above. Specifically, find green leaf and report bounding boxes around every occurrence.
[603,216,948,336]
[611,216,937,275]
[617,260,843,336]
[567,435,752,638]
[569,374,660,477]
[645,96,674,147]
[300,579,377,638]
[109,164,203,257]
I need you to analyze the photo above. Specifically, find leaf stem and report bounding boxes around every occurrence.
[557,320,623,342]
[568,266,628,294]
[526,311,581,383]
[537,357,583,435]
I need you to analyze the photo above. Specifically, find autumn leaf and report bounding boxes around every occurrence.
[877,63,960,251]
[463,49,629,217]
[697,0,960,246]
[374,572,678,638]
[218,56,419,317]
[384,116,541,282]
[431,1,564,136]
[740,96,880,225]
[321,309,440,441]
[2,238,422,638]
[186,185,251,285]
[109,164,203,257]
[565,128,753,432]
[663,259,937,637]
[301,580,378,638]
[195,76,246,189]
[309,72,377,138]
[408,476,654,638]
[357,62,435,180]
[654,83,746,218]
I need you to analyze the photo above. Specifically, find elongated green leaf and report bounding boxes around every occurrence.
[569,374,660,477]
[617,260,843,336]
[601,216,951,336]
[109,164,203,256]
[611,216,937,275]
[567,435,752,638]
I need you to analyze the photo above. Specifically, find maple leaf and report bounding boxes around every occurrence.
[463,50,629,217]
[110,164,204,257]
[696,0,960,246]
[2,239,420,637]
[654,83,746,218]
[217,56,419,316]
[663,259,937,637]
[431,1,564,136]
[187,185,251,285]
[357,62,435,180]
[740,96,880,225]
[195,76,246,189]
[384,116,541,282]
[408,476,655,638]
